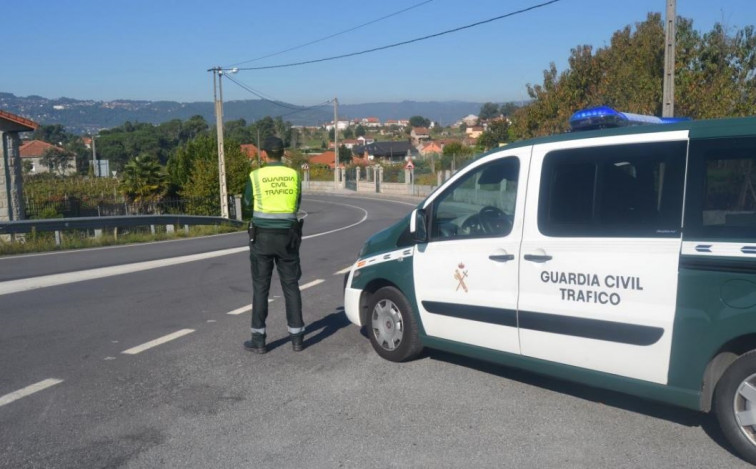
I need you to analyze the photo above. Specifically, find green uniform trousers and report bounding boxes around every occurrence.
[249,227,304,334]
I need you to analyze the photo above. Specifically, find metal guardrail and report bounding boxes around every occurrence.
[0,215,244,235]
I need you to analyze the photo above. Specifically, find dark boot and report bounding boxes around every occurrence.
[244,333,267,354]
[291,333,304,352]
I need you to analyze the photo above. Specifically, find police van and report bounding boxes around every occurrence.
[343,107,756,463]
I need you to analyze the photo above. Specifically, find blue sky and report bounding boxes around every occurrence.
[3,0,754,106]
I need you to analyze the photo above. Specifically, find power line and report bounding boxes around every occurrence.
[223,73,332,116]
[229,0,561,72]
[226,0,434,68]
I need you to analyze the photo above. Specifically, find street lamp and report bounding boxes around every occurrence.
[209,66,238,219]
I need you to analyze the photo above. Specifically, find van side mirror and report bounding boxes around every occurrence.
[410,208,428,243]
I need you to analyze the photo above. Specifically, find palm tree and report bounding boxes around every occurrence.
[119,154,167,213]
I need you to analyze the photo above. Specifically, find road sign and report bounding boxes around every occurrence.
[301,163,309,170]
[405,161,414,170]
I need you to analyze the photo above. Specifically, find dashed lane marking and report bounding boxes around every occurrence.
[0,378,64,408]
[227,305,251,315]
[300,279,325,290]
[121,329,195,355]
[334,266,352,275]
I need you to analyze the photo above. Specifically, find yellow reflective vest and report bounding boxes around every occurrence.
[245,163,301,228]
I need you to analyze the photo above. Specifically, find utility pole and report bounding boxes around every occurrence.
[91,135,97,177]
[211,66,230,219]
[256,126,261,167]
[333,97,339,188]
[662,0,676,117]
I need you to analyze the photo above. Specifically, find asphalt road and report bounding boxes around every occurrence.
[0,194,751,468]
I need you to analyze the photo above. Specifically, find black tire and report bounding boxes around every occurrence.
[714,350,756,465]
[367,286,423,362]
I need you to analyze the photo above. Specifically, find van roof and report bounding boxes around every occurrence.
[501,115,756,152]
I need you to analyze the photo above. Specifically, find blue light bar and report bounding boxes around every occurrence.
[569,106,689,131]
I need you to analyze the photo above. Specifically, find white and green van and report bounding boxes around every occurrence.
[343,109,756,463]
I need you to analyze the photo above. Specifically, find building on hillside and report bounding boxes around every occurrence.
[410,127,430,145]
[341,139,360,149]
[466,126,484,140]
[325,120,350,131]
[1,110,38,221]
[419,141,443,157]
[354,141,417,164]
[20,139,77,175]
[309,150,338,169]
[461,114,478,126]
[361,117,381,128]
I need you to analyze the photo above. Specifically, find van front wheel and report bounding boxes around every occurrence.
[368,287,423,362]
[714,350,756,465]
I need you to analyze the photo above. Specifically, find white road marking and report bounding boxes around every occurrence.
[301,201,368,240]
[0,378,64,407]
[301,279,325,290]
[334,266,352,275]
[0,247,247,296]
[121,329,195,355]
[227,305,251,315]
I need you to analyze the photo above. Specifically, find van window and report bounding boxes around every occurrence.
[538,141,686,237]
[684,137,756,239]
[429,157,519,240]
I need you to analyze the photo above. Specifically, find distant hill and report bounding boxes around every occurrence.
[0,92,485,135]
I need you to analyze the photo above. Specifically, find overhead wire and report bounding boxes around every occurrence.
[229,0,561,71]
[226,0,434,68]
[223,73,332,117]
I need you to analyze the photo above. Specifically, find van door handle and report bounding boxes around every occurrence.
[524,254,552,263]
[489,254,515,262]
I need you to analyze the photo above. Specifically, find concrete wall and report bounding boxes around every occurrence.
[1,131,25,221]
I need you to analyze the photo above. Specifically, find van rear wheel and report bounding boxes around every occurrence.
[714,350,756,465]
[368,286,423,362]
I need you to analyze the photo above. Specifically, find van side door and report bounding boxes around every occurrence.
[518,133,688,384]
[413,151,529,354]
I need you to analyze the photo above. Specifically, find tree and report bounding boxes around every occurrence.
[167,134,215,191]
[225,118,251,143]
[33,124,73,145]
[119,154,167,210]
[181,157,219,216]
[355,124,366,137]
[180,115,209,142]
[479,102,500,121]
[440,141,474,171]
[40,147,73,175]
[509,13,756,140]
[478,120,511,150]
[343,127,354,139]
[409,116,431,128]
[338,145,352,165]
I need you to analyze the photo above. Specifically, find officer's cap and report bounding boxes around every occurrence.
[263,136,284,153]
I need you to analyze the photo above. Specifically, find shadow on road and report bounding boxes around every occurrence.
[424,348,737,458]
[263,307,350,352]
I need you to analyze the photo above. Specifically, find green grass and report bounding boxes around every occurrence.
[0,224,245,256]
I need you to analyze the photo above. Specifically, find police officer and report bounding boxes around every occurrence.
[242,136,305,354]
